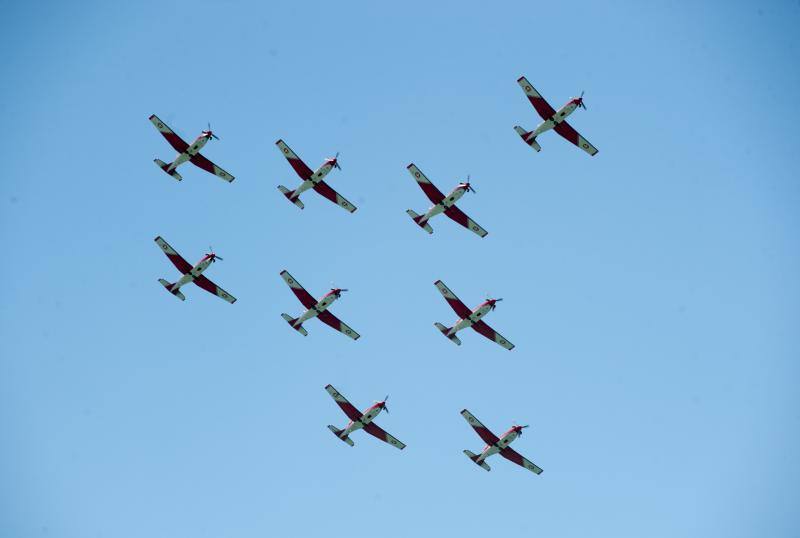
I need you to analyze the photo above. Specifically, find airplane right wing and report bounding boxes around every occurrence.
[444,205,488,238]
[471,320,515,350]
[189,153,235,182]
[325,384,363,422]
[460,409,500,445]
[193,274,237,304]
[317,310,360,340]
[434,280,472,319]
[363,422,406,450]
[280,270,317,309]
[154,236,192,274]
[149,114,189,153]
[500,446,544,475]
[276,139,314,180]
[407,164,446,204]
[553,121,599,156]
[516,77,557,121]
[312,181,357,213]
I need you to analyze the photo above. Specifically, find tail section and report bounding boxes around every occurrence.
[464,450,491,471]
[327,425,355,446]
[282,313,308,336]
[158,278,185,301]
[514,126,541,152]
[406,209,433,234]
[434,322,461,345]
[154,158,183,181]
[278,185,305,209]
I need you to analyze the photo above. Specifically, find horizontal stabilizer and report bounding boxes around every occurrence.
[328,425,354,446]
[514,126,541,152]
[434,322,461,345]
[406,209,433,234]
[158,278,185,301]
[278,185,304,209]
[464,450,491,471]
[154,158,183,181]
[282,313,308,336]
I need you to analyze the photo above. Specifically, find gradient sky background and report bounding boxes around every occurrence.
[2,1,799,536]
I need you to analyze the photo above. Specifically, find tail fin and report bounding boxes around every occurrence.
[463,450,491,471]
[278,185,305,209]
[158,278,185,301]
[434,322,461,345]
[406,209,433,234]
[327,425,355,446]
[282,313,308,336]
[514,126,541,152]
[154,159,183,181]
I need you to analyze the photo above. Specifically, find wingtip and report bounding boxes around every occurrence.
[406,163,415,170]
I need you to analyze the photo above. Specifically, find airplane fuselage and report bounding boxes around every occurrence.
[338,403,385,437]
[293,291,341,326]
[172,255,214,291]
[422,185,468,221]
[290,161,335,199]
[447,301,495,336]
[475,427,522,463]
[531,100,580,138]
[167,134,210,172]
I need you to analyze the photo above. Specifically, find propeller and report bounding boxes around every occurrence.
[578,91,587,110]
[515,424,530,436]
[375,394,390,414]
[464,174,476,193]
[205,122,220,140]
[208,246,223,262]
[490,297,503,310]
[332,151,341,170]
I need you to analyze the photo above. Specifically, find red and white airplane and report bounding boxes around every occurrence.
[154,236,236,303]
[275,140,356,213]
[514,76,598,156]
[280,270,359,339]
[406,164,488,237]
[433,280,514,350]
[149,115,235,182]
[461,409,543,474]
[325,384,405,449]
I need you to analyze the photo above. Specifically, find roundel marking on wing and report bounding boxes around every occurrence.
[283,148,289,153]
[157,122,164,128]
[468,416,475,423]
[472,225,479,231]
[414,172,420,178]
[582,143,589,149]
[525,86,531,92]
[287,278,294,284]
[500,340,507,345]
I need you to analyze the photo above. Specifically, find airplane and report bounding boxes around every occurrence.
[513,76,598,156]
[148,115,235,182]
[153,236,236,303]
[405,163,488,237]
[275,139,356,213]
[432,280,514,350]
[324,384,406,449]
[461,409,543,474]
[279,270,359,340]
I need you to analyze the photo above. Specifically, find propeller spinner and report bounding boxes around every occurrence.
[204,122,220,140]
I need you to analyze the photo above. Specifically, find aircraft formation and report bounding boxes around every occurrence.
[150,77,598,475]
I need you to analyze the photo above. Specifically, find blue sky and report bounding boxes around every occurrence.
[2,0,799,536]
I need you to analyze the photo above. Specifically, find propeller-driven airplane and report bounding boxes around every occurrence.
[149,115,235,182]
[279,270,360,339]
[433,280,514,350]
[461,409,543,474]
[275,140,356,213]
[325,384,406,449]
[514,76,598,156]
[405,164,488,237]
[154,236,236,303]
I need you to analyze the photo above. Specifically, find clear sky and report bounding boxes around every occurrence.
[2,1,799,536]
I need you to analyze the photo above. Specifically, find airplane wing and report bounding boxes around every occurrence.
[407,164,445,204]
[149,114,189,153]
[189,153,235,182]
[471,320,515,350]
[460,409,500,445]
[363,422,406,450]
[553,121,599,156]
[192,274,236,304]
[325,384,363,421]
[317,310,360,340]
[500,446,543,475]
[434,280,472,319]
[516,77,557,121]
[444,206,488,238]
[279,270,317,309]
[276,139,314,180]
[312,181,357,213]
[154,236,192,274]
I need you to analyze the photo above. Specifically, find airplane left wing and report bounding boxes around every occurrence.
[363,422,406,450]
[460,409,500,445]
[553,121,599,156]
[193,275,237,304]
[317,310,360,340]
[471,320,515,350]
[516,77,556,121]
[325,384,362,421]
[312,181,357,213]
[434,280,472,319]
[500,446,543,475]
[149,114,189,153]
[407,164,445,204]
[444,206,488,238]
[276,139,314,180]
[279,270,317,309]
[154,236,192,274]
[189,153,235,182]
